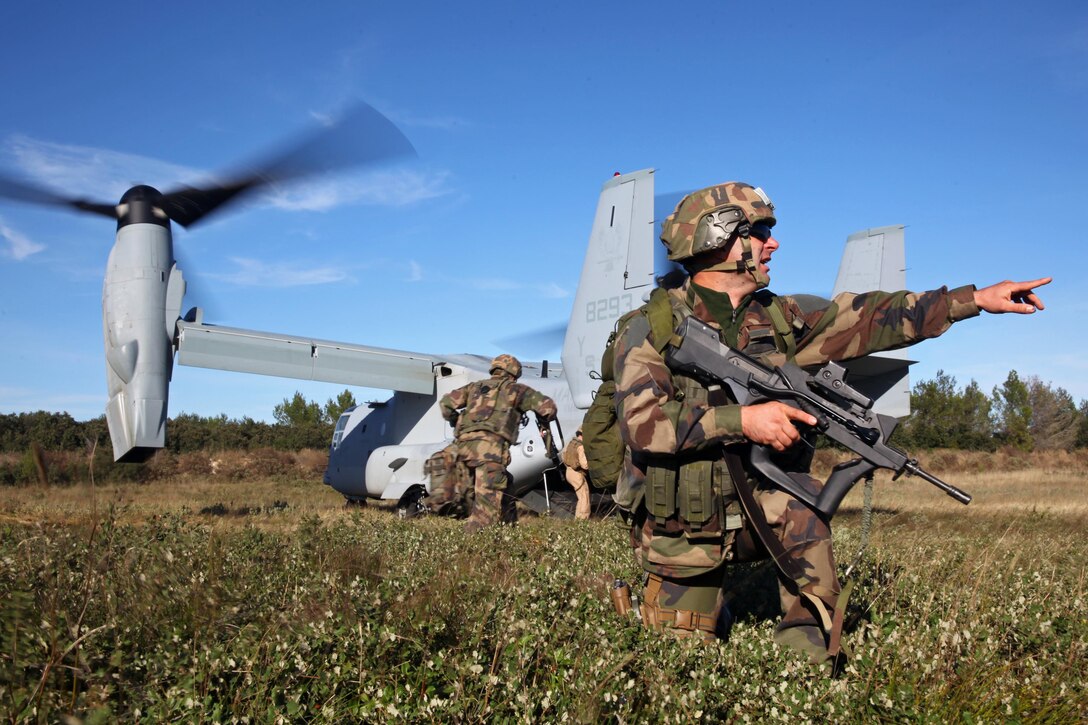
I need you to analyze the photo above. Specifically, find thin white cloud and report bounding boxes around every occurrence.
[466,277,570,299]
[536,282,569,299]
[3,134,454,215]
[3,135,205,201]
[406,260,423,282]
[0,217,45,260]
[308,110,337,128]
[264,169,453,211]
[208,257,351,288]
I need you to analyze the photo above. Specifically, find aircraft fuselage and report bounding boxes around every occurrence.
[323,354,582,503]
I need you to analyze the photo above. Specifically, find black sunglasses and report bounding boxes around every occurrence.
[749,224,773,242]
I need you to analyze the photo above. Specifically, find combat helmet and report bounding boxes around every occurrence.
[660,182,776,288]
[490,354,522,379]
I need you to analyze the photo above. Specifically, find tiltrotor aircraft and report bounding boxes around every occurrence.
[0,105,911,517]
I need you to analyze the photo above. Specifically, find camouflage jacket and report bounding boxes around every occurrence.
[612,278,980,511]
[441,373,558,445]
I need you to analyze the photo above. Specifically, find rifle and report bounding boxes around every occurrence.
[665,316,971,519]
[538,416,564,468]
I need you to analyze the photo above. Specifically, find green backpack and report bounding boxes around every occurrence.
[581,288,676,490]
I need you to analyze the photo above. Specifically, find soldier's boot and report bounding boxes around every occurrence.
[500,491,518,525]
[774,624,849,674]
[639,573,729,642]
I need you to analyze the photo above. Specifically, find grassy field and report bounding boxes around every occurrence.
[1,453,1086,722]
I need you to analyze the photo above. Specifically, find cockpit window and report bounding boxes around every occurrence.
[331,411,351,450]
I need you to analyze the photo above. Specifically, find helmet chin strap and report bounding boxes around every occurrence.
[690,235,770,290]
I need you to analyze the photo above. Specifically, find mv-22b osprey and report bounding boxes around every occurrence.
[0,105,912,517]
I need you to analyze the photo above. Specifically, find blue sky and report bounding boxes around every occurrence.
[1,1,1085,423]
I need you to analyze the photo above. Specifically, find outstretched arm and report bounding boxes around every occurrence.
[974,277,1052,314]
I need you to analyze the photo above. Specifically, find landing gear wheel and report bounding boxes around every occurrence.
[396,486,428,520]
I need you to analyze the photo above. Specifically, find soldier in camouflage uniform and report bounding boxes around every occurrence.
[612,181,1051,661]
[441,354,558,533]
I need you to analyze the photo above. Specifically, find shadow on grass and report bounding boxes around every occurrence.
[198,500,290,517]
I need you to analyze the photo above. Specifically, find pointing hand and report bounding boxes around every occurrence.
[974,277,1052,314]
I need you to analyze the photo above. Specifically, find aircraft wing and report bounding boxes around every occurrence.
[830,225,912,418]
[175,311,439,394]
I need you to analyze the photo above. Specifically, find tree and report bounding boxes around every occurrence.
[1076,400,1088,449]
[898,370,961,449]
[896,371,995,450]
[273,392,325,427]
[959,380,996,451]
[1026,377,1077,451]
[993,371,1033,451]
[324,389,357,423]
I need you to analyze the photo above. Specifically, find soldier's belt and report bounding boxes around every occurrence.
[640,603,717,635]
[641,574,717,636]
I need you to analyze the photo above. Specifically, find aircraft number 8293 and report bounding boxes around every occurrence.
[585,293,635,323]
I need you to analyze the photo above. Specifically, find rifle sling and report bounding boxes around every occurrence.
[724,450,810,587]
[726,449,848,654]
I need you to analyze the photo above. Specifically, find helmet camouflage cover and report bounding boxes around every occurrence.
[490,353,523,379]
[660,182,776,263]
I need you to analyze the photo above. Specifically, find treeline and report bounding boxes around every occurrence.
[3,373,1087,460]
[0,390,358,457]
[893,370,1088,452]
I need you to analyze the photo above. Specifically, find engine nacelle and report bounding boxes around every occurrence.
[102,216,183,462]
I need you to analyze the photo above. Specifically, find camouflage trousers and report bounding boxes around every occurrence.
[632,478,840,661]
[564,468,592,520]
[455,435,514,533]
[422,443,471,516]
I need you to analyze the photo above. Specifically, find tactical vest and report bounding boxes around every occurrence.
[455,377,523,443]
[637,289,799,530]
[561,438,584,468]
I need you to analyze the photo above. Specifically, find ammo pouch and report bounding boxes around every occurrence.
[644,455,741,532]
[642,364,745,531]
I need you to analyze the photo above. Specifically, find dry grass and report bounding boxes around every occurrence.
[0,476,351,532]
[2,452,1085,721]
[5,448,1086,530]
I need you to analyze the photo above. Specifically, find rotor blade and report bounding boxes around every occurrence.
[243,101,417,182]
[160,101,417,228]
[158,181,252,228]
[0,173,118,220]
[493,322,567,358]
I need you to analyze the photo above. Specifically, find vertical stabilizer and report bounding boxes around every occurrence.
[561,169,656,408]
[833,225,912,418]
[833,225,906,296]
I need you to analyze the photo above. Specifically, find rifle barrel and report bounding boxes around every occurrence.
[904,461,972,505]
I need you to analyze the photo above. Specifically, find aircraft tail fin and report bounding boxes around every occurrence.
[833,225,913,417]
[561,169,657,408]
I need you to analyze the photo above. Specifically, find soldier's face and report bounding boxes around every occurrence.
[723,225,778,280]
